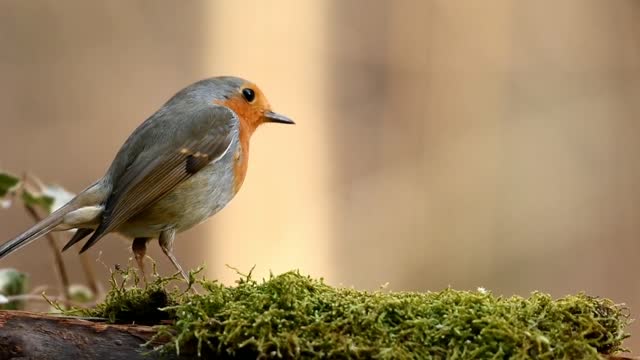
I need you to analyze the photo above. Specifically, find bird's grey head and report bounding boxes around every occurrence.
[161,76,295,127]
[167,76,247,105]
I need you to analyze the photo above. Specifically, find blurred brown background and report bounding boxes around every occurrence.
[1,0,640,351]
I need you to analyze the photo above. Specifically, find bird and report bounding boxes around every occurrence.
[0,76,294,281]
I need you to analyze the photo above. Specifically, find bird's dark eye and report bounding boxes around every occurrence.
[242,88,255,102]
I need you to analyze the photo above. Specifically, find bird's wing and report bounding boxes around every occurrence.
[79,105,238,253]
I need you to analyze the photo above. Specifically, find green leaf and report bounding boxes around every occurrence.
[0,172,20,197]
[68,284,95,303]
[21,190,55,213]
[0,268,28,310]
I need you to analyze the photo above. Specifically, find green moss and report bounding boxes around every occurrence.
[81,266,179,325]
[78,268,630,359]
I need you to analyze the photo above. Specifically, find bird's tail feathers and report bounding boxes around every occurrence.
[0,181,108,259]
[0,204,75,259]
[0,180,108,259]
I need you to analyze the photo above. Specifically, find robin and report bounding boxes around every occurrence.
[0,76,294,281]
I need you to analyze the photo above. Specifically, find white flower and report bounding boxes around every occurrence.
[0,198,11,209]
[43,185,75,212]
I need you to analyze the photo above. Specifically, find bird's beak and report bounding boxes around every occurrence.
[264,110,295,125]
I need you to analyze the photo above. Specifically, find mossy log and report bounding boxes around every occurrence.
[0,310,635,360]
[1,269,635,359]
[0,311,189,360]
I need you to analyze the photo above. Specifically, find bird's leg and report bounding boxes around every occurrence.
[131,237,150,284]
[158,229,189,282]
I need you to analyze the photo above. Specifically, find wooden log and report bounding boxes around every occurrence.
[0,310,189,360]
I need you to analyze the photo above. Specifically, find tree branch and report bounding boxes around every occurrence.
[0,310,192,360]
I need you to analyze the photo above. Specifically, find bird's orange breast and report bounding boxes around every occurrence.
[232,137,249,194]
[215,97,257,195]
